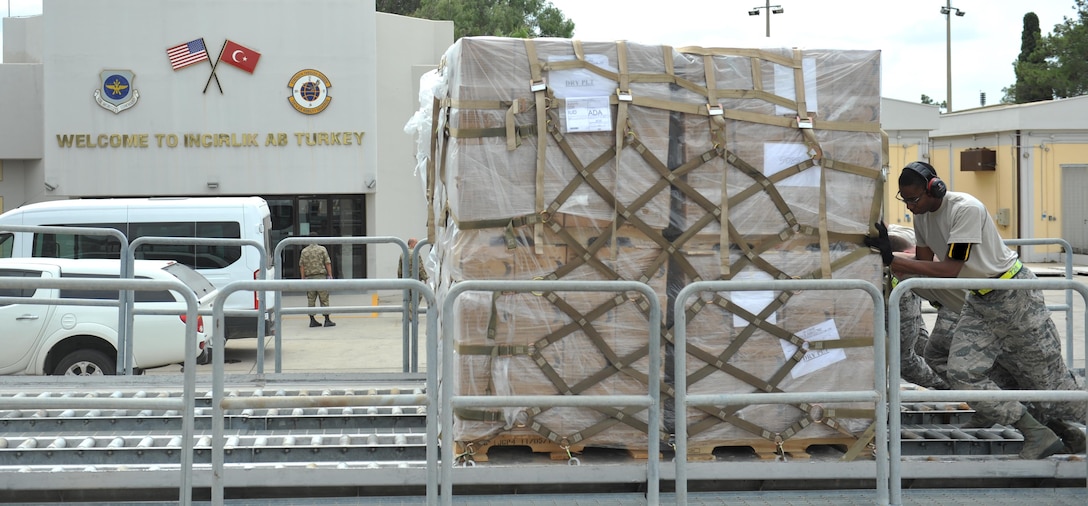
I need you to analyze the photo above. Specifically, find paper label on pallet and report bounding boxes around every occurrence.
[729,270,777,328]
[774,57,818,116]
[565,97,612,132]
[780,319,847,378]
[764,142,820,187]
[548,54,616,98]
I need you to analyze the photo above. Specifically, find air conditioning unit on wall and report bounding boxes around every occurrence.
[960,148,996,171]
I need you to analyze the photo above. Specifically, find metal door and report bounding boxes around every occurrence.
[1061,165,1088,254]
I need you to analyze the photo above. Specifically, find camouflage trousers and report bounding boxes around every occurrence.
[897,290,949,390]
[922,305,962,383]
[942,268,1085,426]
[304,275,331,312]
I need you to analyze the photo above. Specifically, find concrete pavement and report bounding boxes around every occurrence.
[146,291,429,376]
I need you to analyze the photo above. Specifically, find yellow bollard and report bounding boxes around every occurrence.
[371,293,379,318]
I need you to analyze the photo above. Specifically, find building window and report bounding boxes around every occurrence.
[264,195,366,279]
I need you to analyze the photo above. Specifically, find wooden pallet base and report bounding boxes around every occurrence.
[456,434,866,462]
[456,434,655,463]
[686,435,865,461]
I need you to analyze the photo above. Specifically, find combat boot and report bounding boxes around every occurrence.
[961,411,995,428]
[1047,419,1087,454]
[1013,412,1065,459]
[323,315,336,327]
[309,316,321,328]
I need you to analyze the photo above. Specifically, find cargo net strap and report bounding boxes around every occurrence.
[455,289,666,448]
[453,111,876,286]
[449,119,877,451]
[448,91,880,287]
[446,42,882,450]
[674,293,874,447]
[454,286,874,451]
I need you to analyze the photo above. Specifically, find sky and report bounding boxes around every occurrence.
[546,0,1080,109]
[0,0,1081,108]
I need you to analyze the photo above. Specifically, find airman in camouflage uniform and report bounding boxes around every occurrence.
[869,162,1086,459]
[299,238,335,328]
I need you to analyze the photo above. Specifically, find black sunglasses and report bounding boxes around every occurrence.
[896,191,923,205]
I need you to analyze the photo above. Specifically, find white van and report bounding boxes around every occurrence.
[0,197,274,340]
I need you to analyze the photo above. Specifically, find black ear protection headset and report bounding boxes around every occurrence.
[904,161,947,199]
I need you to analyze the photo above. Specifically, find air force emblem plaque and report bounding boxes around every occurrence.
[94,70,139,114]
[287,69,332,115]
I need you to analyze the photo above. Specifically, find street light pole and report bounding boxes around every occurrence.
[748,1,784,38]
[764,0,771,37]
[941,1,966,112]
[946,1,952,112]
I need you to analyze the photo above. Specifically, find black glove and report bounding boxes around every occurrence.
[863,222,894,266]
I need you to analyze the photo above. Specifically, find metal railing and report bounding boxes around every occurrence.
[3,266,1086,503]
[0,276,200,503]
[440,279,663,506]
[406,238,431,373]
[889,276,1088,505]
[672,279,888,505]
[0,226,278,374]
[1006,238,1078,369]
[209,278,438,505]
[0,225,133,372]
[273,236,416,373]
[128,236,269,371]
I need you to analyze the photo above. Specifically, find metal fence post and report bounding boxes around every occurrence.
[274,236,411,373]
[672,279,888,505]
[0,276,199,503]
[209,278,437,505]
[890,277,1088,505]
[441,279,662,506]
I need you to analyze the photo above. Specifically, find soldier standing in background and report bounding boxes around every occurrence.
[299,232,336,328]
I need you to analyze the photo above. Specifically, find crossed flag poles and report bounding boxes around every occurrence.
[166,38,261,93]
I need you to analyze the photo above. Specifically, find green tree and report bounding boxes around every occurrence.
[382,0,574,40]
[1002,2,1088,102]
[920,94,946,111]
[1044,0,1088,98]
[376,0,421,14]
[1004,12,1054,103]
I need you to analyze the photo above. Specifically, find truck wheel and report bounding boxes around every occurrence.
[54,350,117,376]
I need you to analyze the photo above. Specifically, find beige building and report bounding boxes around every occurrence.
[0,0,452,279]
[883,96,1088,265]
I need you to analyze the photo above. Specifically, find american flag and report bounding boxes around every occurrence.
[167,38,209,70]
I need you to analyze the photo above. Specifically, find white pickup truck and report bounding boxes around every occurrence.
[0,258,216,375]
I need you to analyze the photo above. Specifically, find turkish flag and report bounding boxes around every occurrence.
[222,40,260,73]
